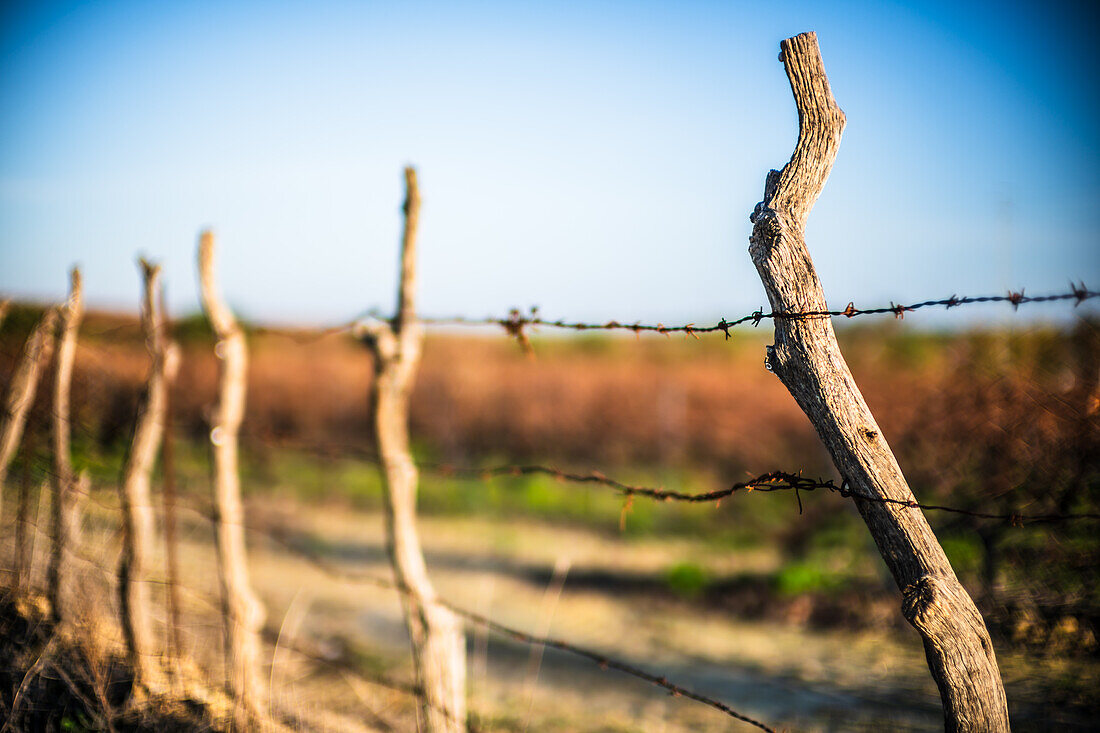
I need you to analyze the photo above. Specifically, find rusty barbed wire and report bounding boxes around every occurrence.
[258,522,777,732]
[220,430,1099,526]
[430,464,1100,525]
[207,431,1100,527]
[86,284,1092,346]
[16,417,1100,528]
[413,284,1098,342]
[5,284,1094,349]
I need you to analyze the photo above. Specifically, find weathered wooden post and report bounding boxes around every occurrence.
[48,268,84,623]
[198,230,267,728]
[118,260,179,689]
[747,32,1009,731]
[357,167,467,732]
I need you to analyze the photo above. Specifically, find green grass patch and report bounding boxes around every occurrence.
[774,561,842,596]
[664,562,710,598]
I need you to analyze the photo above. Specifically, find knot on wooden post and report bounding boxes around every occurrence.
[901,575,948,632]
[902,574,991,642]
[749,170,784,225]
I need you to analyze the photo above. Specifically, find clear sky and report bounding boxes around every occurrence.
[1,0,1098,327]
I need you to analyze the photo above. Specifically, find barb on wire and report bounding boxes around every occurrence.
[430,464,1100,525]
[258,524,775,731]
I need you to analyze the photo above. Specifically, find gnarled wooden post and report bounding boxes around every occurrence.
[747,33,1009,731]
[118,260,179,689]
[0,307,57,522]
[357,167,467,732]
[198,230,267,727]
[48,268,84,623]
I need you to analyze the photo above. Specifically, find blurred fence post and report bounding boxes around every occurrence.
[357,167,467,732]
[747,32,1009,731]
[14,457,41,593]
[48,268,83,623]
[118,260,179,690]
[198,230,267,727]
[0,307,57,524]
[160,310,185,674]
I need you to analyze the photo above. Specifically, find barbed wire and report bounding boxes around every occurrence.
[429,464,1100,525]
[13,416,1100,529]
[438,598,775,732]
[221,434,1100,526]
[3,284,1094,350]
[258,523,777,732]
[196,431,1100,527]
[415,284,1098,341]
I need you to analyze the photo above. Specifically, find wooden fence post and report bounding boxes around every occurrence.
[118,260,179,690]
[357,167,467,732]
[161,329,186,672]
[747,32,1009,731]
[48,267,84,623]
[198,230,267,728]
[0,307,57,523]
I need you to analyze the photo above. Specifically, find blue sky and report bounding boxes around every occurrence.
[1,0,1097,327]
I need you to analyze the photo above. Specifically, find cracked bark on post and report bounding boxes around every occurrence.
[118,260,179,690]
[48,268,84,623]
[358,167,467,732]
[0,307,58,522]
[748,32,1009,732]
[198,231,267,728]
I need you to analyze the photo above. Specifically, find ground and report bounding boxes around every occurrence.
[5,487,1093,732]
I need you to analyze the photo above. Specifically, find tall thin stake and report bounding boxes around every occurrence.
[48,268,83,623]
[118,260,179,690]
[198,230,266,727]
[357,167,467,732]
